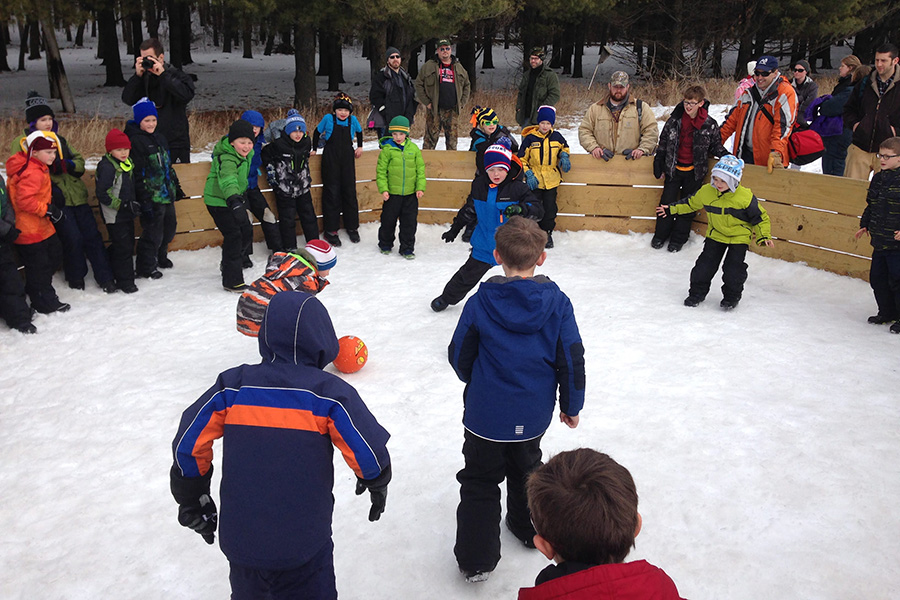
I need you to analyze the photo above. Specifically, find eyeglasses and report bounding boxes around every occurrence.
[876,153,899,159]
[754,70,773,77]
[792,68,806,72]
[683,100,701,107]
[388,54,400,59]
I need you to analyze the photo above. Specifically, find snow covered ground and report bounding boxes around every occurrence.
[2,220,900,599]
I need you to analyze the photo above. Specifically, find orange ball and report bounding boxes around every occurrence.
[334,335,368,374]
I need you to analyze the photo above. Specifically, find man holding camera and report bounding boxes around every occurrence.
[122,38,195,164]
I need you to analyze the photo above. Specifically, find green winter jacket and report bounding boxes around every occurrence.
[12,132,89,207]
[516,64,561,127]
[376,138,426,196]
[669,184,772,246]
[204,136,253,207]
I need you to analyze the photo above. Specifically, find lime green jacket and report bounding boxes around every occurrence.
[376,138,426,196]
[669,184,772,246]
[204,136,252,207]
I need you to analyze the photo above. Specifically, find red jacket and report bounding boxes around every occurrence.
[518,560,685,600]
[6,152,56,245]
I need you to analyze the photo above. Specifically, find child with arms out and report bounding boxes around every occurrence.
[376,116,425,258]
[448,216,584,583]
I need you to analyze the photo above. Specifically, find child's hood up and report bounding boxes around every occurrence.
[258,291,339,368]
[475,275,563,334]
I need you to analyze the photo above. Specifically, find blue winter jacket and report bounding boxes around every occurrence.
[171,291,391,570]
[449,275,585,442]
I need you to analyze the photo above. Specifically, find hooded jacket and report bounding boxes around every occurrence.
[376,137,426,196]
[5,152,56,244]
[261,133,313,198]
[124,120,181,207]
[720,75,797,167]
[95,154,137,224]
[519,125,570,189]
[843,64,900,153]
[668,183,772,246]
[204,136,253,207]
[654,100,729,181]
[517,560,684,600]
[171,291,391,570]
[449,274,585,442]
[12,129,88,207]
[860,167,900,251]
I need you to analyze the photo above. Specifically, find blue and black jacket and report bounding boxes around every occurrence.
[449,274,585,442]
[170,291,391,570]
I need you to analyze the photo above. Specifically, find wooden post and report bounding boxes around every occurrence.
[41,19,76,113]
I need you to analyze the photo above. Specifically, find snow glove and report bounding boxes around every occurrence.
[503,204,524,218]
[355,464,391,522]
[442,228,459,243]
[45,204,64,223]
[170,465,217,544]
[226,194,246,216]
[558,152,571,173]
[525,170,540,190]
[600,148,614,161]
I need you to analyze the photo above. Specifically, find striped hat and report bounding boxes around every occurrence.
[483,143,512,172]
[305,240,337,271]
[388,116,410,134]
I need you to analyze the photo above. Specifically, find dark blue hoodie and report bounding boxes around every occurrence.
[449,275,585,442]
[171,291,390,570]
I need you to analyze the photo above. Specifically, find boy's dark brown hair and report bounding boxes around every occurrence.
[140,38,165,57]
[494,216,546,271]
[527,448,639,565]
[879,137,900,156]
[683,85,706,101]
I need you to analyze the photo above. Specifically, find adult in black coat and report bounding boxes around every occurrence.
[122,38,195,164]
[369,47,417,138]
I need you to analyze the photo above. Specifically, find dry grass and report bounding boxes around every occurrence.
[1,75,840,161]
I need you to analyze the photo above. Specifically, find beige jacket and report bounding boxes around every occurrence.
[578,94,659,155]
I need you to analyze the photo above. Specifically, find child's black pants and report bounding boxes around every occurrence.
[0,244,31,328]
[104,217,136,286]
[870,249,900,318]
[207,204,250,287]
[689,238,748,302]
[16,235,63,313]
[654,169,702,247]
[275,191,319,250]
[440,256,492,305]
[378,193,418,255]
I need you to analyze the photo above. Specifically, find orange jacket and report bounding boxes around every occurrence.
[6,152,56,244]
[720,76,797,167]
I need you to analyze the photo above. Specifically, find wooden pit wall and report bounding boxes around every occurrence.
[81,150,872,280]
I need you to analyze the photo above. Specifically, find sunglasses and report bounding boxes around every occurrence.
[877,153,899,159]
[388,54,400,59]
[480,118,499,127]
[793,67,806,72]
[754,70,773,77]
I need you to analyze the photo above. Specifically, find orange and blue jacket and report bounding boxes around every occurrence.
[172,292,390,569]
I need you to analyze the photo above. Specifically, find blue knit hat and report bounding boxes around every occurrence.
[710,155,744,192]
[283,109,307,135]
[132,98,158,124]
[536,105,556,125]
[241,110,265,129]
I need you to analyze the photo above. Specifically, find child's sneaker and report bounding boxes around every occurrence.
[324,231,342,247]
[431,296,449,312]
[720,299,739,310]
[401,252,415,260]
[891,322,900,334]
[101,281,118,294]
[68,279,85,290]
[683,295,702,307]
[347,229,361,243]
[223,282,248,293]
[14,323,37,334]
[379,246,392,255]
[117,282,139,294]
[460,568,491,583]
[158,257,174,269]
[545,232,554,249]
[867,314,896,324]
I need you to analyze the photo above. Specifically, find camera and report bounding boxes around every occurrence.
[141,57,155,71]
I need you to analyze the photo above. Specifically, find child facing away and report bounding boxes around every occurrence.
[6,131,70,315]
[14,91,116,293]
[261,109,318,250]
[517,448,685,600]
[519,105,572,249]
[204,119,256,292]
[313,92,364,247]
[652,85,730,253]
[432,140,543,312]
[95,129,141,294]
[854,136,900,333]
[376,116,425,258]
[448,216,585,583]
[656,155,774,310]
[239,110,283,255]
[125,97,183,280]
[171,291,391,599]
[0,174,37,333]
[236,239,336,337]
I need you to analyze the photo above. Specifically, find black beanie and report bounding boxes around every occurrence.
[25,90,54,124]
[228,119,256,143]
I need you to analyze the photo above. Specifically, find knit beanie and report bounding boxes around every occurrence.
[386,46,400,61]
[105,128,131,152]
[536,105,556,125]
[333,92,353,112]
[26,130,60,158]
[25,91,54,124]
[483,143,512,172]
[792,59,811,74]
[228,119,256,143]
[283,109,307,135]
[240,110,265,129]
[477,107,498,125]
[132,97,158,124]
[305,240,337,271]
[710,155,744,193]
[388,116,410,134]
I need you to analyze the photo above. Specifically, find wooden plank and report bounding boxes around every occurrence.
[556,214,656,234]
[421,150,478,179]
[565,154,661,186]
[763,201,870,256]
[558,185,661,216]
[749,240,870,281]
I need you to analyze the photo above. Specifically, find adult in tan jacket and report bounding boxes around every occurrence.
[579,71,658,161]
[414,39,471,150]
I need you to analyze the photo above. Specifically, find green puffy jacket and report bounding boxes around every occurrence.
[376,138,426,196]
[12,132,89,207]
[669,184,772,246]
[204,136,252,207]
[516,64,561,127]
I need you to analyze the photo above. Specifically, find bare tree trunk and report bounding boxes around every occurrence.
[17,21,27,70]
[327,35,343,91]
[572,23,584,78]
[293,24,316,107]
[180,1,192,64]
[317,29,329,75]
[29,20,41,60]
[146,0,159,40]
[41,20,76,112]
[75,21,86,46]
[0,24,10,72]
[242,21,253,59]
[481,20,494,69]
[712,39,723,78]
[99,7,126,86]
[457,37,476,94]
[367,27,386,82]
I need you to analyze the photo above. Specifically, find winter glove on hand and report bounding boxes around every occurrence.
[601,148,614,162]
[46,204,64,223]
[525,170,540,190]
[558,152,571,173]
[769,151,784,170]
[442,229,458,243]
[623,149,635,160]
[503,204,524,218]
[128,200,143,215]
[226,194,246,215]
[178,494,218,544]
[354,464,391,522]
[1,227,20,244]
[64,159,77,175]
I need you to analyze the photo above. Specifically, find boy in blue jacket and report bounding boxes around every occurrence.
[170,290,391,599]
[448,216,585,583]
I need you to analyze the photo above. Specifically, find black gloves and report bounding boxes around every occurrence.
[623,149,636,160]
[1,227,20,244]
[355,464,391,522]
[503,204,524,217]
[442,229,458,243]
[46,204,64,223]
[600,148,614,161]
[178,493,218,544]
[127,200,143,215]
[226,194,246,215]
